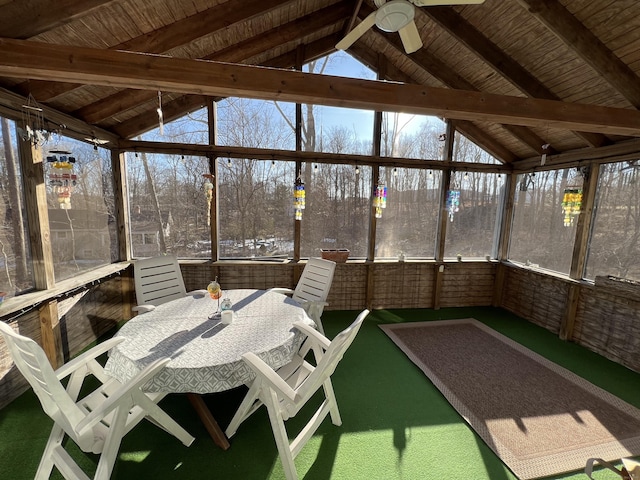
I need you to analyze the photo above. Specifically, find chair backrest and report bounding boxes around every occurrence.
[290,309,368,412]
[134,255,187,307]
[0,322,84,436]
[292,258,336,305]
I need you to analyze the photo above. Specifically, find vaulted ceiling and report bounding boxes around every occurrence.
[1,0,640,168]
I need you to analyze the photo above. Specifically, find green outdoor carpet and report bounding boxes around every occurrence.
[0,307,639,479]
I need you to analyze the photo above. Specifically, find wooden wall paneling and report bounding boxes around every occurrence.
[439,263,496,307]
[573,282,640,372]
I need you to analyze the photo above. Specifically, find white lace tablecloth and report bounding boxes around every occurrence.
[104,289,314,393]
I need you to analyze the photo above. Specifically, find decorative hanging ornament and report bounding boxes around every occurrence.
[294,178,305,221]
[157,91,164,135]
[561,188,582,227]
[47,150,76,209]
[18,94,51,146]
[373,183,387,218]
[446,190,461,222]
[203,173,214,226]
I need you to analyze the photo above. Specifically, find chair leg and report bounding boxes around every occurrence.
[225,381,261,438]
[265,389,298,480]
[94,405,129,480]
[135,392,195,447]
[35,424,65,480]
[322,378,342,426]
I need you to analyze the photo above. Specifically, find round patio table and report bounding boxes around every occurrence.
[105,289,314,394]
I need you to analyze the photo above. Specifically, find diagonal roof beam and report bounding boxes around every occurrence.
[17,0,293,102]
[112,34,343,139]
[349,43,519,163]
[2,38,640,136]
[374,26,553,157]
[422,6,608,148]
[515,0,640,109]
[74,2,351,125]
[0,0,117,39]
[0,87,118,144]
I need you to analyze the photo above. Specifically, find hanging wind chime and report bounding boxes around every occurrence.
[561,188,582,227]
[203,173,214,226]
[373,183,387,218]
[294,177,305,221]
[446,189,461,222]
[18,94,51,146]
[47,150,76,209]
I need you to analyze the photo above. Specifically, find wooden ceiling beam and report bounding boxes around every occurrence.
[18,0,293,102]
[112,34,342,139]
[0,0,116,39]
[376,27,552,157]
[2,38,640,136]
[349,43,519,163]
[515,0,640,109]
[421,6,609,148]
[75,2,351,125]
[0,86,118,145]
[118,139,512,174]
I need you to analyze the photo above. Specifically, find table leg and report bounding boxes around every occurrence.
[186,393,231,450]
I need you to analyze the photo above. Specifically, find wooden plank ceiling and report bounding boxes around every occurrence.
[0,0,639,167]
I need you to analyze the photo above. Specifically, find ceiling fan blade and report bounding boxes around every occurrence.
[335,12,377,50]
[398,21,423,54]
[411,0,485,6]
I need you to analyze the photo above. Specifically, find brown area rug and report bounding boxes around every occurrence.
[380,319,640,480]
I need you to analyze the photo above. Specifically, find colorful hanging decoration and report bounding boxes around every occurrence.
[294,178,305,221]
[561,188,582,227]
[373,183,387,218]
[446,190,460,222]
[47,150,76,209]
[203,173,214,226]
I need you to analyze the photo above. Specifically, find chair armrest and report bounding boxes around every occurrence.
[55,337,124,381]
[242,352,297,402]
[293,321,331,350]
[269,287,295,296]
[76,357,171,434]
[132,304,156,314]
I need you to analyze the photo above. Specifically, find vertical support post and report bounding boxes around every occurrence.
[18,123,54,289]
[40,300,64,368]
[293,45,304,262]
[496,172,516,261]
[18,126,62,366]
[569,164,600,280]
[559,283,580,341]
[208,99,219,262]
[435,120,455,261]
[112,149,130,262]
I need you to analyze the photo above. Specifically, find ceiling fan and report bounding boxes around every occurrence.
[335,0,486,54]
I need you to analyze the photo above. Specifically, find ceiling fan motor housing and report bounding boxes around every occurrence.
[376,0,416,32]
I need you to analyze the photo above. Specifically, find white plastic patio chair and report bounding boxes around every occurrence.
[225,309,369,480]
[0,321,194,480]
[133,254,205,314]
[270,257,336,335]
